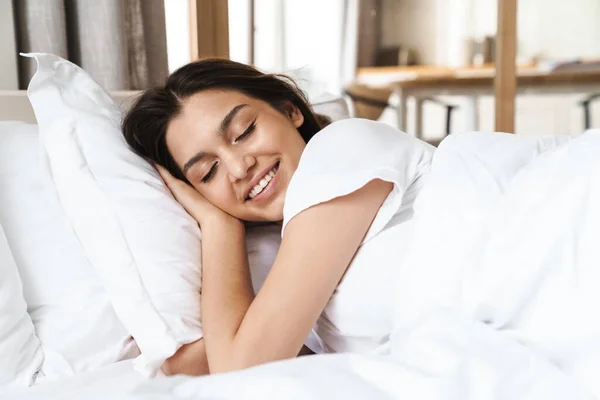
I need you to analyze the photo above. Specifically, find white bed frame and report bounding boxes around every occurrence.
[0,90,140,123]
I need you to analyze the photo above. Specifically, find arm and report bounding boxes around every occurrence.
[202,179,393,373]
[161,337,313,376]
[156,166,315,376]
[155,165,391,374]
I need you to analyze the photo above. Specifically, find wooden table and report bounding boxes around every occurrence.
[355,64,600,137]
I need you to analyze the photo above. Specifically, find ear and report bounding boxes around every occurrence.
[284,102,304,128]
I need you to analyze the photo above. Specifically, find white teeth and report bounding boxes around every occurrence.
[248,165,278,199]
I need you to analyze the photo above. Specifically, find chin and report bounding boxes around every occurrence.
[241,208,283,223]
[247,214,282,224]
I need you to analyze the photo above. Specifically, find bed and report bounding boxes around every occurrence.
[2,79,600,399]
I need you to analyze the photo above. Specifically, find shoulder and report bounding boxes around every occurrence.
[297,118,435,175]
[282,119,434,236]
[306,118,419,152]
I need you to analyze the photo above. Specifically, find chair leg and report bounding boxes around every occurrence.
[579,93,600,130]
[445,105,456,136]
[583,101,591,130]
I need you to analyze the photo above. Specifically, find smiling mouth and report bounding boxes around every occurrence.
[246,162,280,201]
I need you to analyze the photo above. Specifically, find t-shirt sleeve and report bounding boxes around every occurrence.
[282,118,434,243]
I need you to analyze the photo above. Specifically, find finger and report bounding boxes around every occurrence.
[155,164,196,198]
[154,164,176,184]
[154,163,168,177]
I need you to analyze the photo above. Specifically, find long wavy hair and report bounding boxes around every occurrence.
[122,59,329,183]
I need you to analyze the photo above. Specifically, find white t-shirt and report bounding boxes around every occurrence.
[282,118,435,354]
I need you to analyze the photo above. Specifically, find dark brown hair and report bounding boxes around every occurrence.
[122,58,329,183]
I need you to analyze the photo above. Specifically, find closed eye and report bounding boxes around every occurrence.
[234,120,256,143]
[201,161,218,183]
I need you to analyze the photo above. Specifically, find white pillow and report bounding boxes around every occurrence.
[0,121,136,380]
[24,53,203,376]
[311,93,353,122]
[24,53,320,375]
[0,220,44,387]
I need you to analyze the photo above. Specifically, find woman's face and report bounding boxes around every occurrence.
[166,89,307,222]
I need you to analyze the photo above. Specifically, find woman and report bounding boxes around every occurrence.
[122,59,434,376]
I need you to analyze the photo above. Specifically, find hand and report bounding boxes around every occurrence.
[155,164,233,228]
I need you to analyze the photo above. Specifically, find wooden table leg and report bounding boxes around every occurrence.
[395,88,408,133]
[415,97,424,139]
[495,0,517,133]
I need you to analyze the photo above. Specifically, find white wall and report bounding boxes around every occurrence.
[280,0,346,96]
[228,0,252,65]
[472,0,600,61]
[164,0,346,97]
[518,0,600,60]
[253,0,281,71]
[164,0,190,72]
[379,0,600,135]
[381,0,600,65]
[161,0,253,72]
[253,0,347,97]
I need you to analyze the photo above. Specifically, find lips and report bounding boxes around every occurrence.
[244,162,280,201]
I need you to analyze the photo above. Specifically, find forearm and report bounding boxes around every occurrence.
[200,217,255,371]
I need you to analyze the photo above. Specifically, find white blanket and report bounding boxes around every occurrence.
[392,130,600,398]
[20,131,600,399]
[0,360,147,400]
[115,131,600,399]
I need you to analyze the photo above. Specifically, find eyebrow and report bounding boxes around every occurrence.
[220,104,248,134]
[182,151,207,176]
[181,104,248,176]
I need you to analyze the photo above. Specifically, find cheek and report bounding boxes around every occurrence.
[253,115,297,150]
[281,130,306,167]
[255,126,305,159]
[251,126,285,153]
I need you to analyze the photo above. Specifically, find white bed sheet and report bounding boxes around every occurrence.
[0,360,147,400]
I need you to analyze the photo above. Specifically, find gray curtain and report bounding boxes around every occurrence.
[0,0,20,89]
[14,0,69,89]
[14,0,168,90]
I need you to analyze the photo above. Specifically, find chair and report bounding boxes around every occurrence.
[343,90,458,136]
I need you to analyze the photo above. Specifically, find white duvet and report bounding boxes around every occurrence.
[392,130,600,398]
[10,130,600,399]
[116,130,600,399]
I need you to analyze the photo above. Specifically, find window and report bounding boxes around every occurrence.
[165,0,351,97]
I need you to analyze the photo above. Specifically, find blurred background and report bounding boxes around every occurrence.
[2,0,600,144]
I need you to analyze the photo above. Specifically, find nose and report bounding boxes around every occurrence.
[224,151,256,183]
